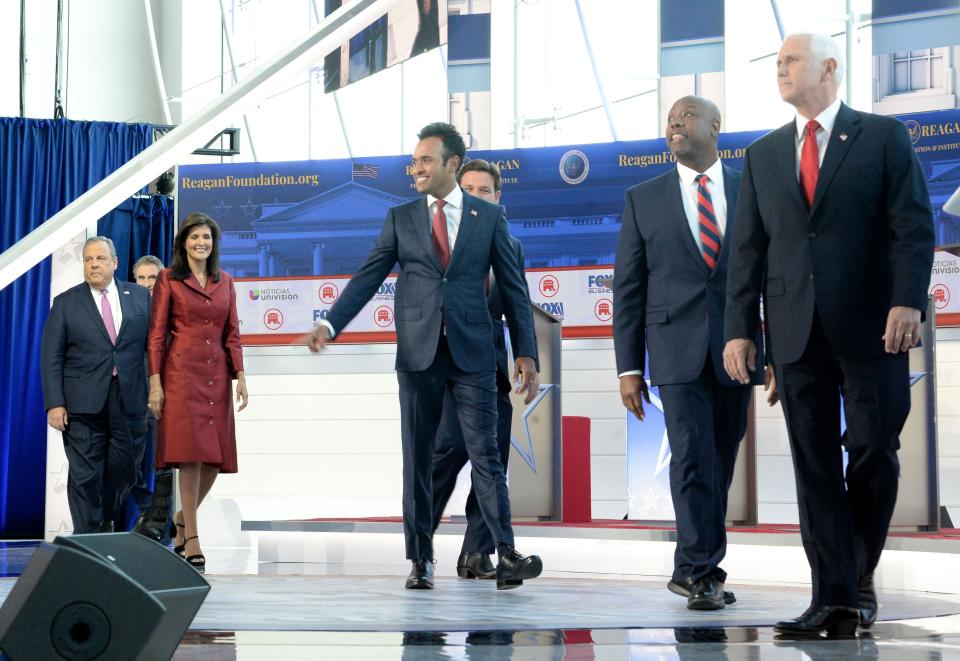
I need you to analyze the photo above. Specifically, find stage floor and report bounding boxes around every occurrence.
[5,533,960,658]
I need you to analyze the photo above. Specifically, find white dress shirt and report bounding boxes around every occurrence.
[89,279,123,335]
[427,185,464,251]
[794,97,842,179]
[676,159,727,253]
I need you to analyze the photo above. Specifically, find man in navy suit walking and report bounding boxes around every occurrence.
[429,158,536,581]
[613,96,768,610]
[723,34,934,635]
[304,123,543,591]
[41,237,151,533]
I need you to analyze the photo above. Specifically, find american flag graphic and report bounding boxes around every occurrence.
[352,162,380,179]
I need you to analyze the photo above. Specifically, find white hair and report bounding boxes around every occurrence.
[84,236,117,258]
[787,32,845,89]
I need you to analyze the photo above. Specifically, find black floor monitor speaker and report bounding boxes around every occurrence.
[0,533,209,661]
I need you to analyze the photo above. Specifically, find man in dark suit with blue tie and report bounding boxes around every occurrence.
[613,96,767,611]
[429,159,536,581]
[41,236,151,534]
[723,34,935,635]
[305,123,543,591]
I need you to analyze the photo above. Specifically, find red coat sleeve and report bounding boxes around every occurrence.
[222,273,244,376]
[148,269,173,376]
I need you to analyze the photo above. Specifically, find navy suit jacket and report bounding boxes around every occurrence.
[326,191,538,373]
[724,103,935,363]
[41,279,151,415]
[487,235,529,392]
[613,164,763,387]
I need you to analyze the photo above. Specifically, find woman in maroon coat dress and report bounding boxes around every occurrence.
[148,213,248,572]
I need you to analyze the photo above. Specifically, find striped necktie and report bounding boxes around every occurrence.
[695,174,720,270]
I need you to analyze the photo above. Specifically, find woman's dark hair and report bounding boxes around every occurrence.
[170,212,222,282]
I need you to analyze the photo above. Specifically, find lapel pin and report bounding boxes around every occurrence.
[839,133,847,141]
[470,209,478,216]
[123,290,130,295]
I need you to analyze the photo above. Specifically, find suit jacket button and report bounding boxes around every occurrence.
[442,278,448,284]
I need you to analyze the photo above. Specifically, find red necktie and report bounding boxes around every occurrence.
[432,199,450,270]
[695,174,720,270]
[799,119,821,208]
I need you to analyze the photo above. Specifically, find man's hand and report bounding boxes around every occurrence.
[302,326,331,353]
[764,365,779,406]
[620,374,651,421]
[883,305,922,354]
[513,357,540,405]
[723,338,757,385]
[47,406,68,431]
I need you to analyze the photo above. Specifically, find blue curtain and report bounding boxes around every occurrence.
[99,194,175,281]
[0,118,154,539]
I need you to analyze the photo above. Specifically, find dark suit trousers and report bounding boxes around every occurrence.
[774,314,908,607]
[431,381,513,555]
[62,378,146,533]
[658,352,752,584]
[397,336,514,560]
[115,414,159,531]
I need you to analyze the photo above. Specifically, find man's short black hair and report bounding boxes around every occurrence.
[417,122,466,168]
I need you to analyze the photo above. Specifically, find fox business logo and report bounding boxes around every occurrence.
[249,287,299,302]
[588,273,613,294]
[538,301,564,320]
[375,281,396,301]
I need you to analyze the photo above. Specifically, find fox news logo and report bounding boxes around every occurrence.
[375,281,396,301]
[588,273,613,294]
[538,301,564,319]
[312,309,329,327]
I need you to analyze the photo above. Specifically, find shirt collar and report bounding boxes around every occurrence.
[89,278,116,295]
[676,158,724,187]
[427,185,462,211]
[795,97,842,139]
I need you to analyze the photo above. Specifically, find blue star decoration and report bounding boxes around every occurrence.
[510,384,554,473]
[212,200,232,218]
[240,198,258,219]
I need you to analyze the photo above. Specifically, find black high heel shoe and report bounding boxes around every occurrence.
[182,535,206,574]
[172,512,186,557]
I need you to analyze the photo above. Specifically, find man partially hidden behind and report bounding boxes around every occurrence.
[723,34,934,635]
[613,96,768,610]
[430,158,537,580]
[304,123,543,591]
[41,237,151,533]
[129,255,176,544]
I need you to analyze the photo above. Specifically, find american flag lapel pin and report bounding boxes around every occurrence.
[470,209,478,216]
[839,133,848,141]
[123,290,130,295]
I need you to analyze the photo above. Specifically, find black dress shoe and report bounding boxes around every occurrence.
[774,605,859,638]
[668,577,736,605]
[457,551,496,580]
[495,549,542,590]
[405,559,434,590]
[687,576,725,611]
[859,574,877,628]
